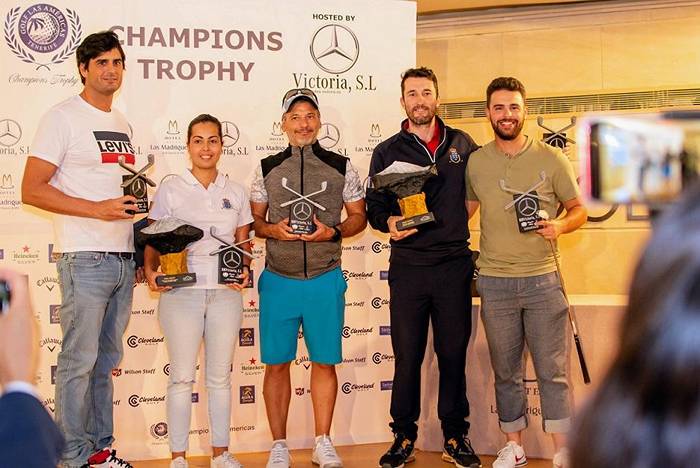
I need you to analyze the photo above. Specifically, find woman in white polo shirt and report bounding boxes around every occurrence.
[144,114,253,468]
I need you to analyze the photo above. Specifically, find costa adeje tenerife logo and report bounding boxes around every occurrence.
[310,24,359,74]
[4,4,82,70]
[150,422,168,440]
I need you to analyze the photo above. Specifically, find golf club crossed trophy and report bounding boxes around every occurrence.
[500,171,550,233]
[209,227,257,284]
[118,154,156,214]
[281,177,328,234]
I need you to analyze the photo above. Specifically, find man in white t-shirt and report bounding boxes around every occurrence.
[22,31,136,468]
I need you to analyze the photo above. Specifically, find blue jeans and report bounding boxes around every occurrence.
[54,252,134,467]
[477,272,571,434]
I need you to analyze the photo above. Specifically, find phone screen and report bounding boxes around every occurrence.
[588,119,684,203]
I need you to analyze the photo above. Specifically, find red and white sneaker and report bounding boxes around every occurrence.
[82,448,133,468]
[492,441,527,468]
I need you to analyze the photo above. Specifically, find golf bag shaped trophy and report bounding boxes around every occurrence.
[371,162,438,230]
[137,217,203,287]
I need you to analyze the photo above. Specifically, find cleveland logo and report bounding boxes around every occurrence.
[93,131,135,164]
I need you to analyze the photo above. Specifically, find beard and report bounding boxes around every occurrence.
[406,103,437,126]
[491,117,524,141]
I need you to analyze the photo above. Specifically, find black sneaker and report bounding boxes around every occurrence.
[442,436,481,468]
[378,433,416,468]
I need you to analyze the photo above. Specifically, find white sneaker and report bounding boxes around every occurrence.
[170,457,188,468]
[493,441,527,468]
[311,435,343,468]
[211,451,243,468]
[552,448,569,468]
[266,440,291,468]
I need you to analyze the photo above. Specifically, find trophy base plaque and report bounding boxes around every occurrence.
[396,212,436,231]
[156,273,197,288]
[219,268,243,284]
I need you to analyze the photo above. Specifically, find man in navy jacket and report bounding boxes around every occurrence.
[366,67,481,468]
[0,268,64,468]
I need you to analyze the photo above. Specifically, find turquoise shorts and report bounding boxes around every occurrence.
[259,267,347,365]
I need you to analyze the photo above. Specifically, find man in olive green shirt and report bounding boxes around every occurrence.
[466,77,587,468]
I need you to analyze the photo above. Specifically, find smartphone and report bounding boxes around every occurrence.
[0,280,10,315]
[580,116,686,204]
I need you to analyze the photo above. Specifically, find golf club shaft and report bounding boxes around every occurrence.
[549,238,591,384]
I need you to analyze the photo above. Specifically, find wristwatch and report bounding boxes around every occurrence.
[331,226,342,242]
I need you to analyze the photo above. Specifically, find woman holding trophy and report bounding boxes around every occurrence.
[144,114,253,468]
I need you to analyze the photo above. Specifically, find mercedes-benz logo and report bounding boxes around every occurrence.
[221,121,240,148]
[292,201,313,221]
[0,119,22,147]
[130,178,147,199]
[222,250,242,269]
[310,24,360,74]
[318,123,340,149]
[518,197,538,217]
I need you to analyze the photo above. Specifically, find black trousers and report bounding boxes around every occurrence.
[387,255,474,440]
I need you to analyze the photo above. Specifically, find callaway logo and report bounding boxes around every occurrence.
[310,24,359,74]
[0,119,22,147]
[317,122,340,149]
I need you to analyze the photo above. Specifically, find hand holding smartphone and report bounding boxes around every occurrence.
[0,280,10,315]
[0,270,36,385]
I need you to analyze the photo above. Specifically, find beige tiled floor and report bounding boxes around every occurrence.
[133,443,554,467]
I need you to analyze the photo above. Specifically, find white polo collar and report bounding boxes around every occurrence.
[181,169,226,188]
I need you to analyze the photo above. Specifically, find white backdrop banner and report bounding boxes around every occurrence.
[0,0,610,463]
[0,0,415,460]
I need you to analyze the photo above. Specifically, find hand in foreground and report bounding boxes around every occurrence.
[271,218,301,241]
[388,216,418,241]
[94,195,138,220]
[0,269,37,385]
[300,216,335,242]
[536,219,562,240]
[226,267,250,291]
[145,268,172,293]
